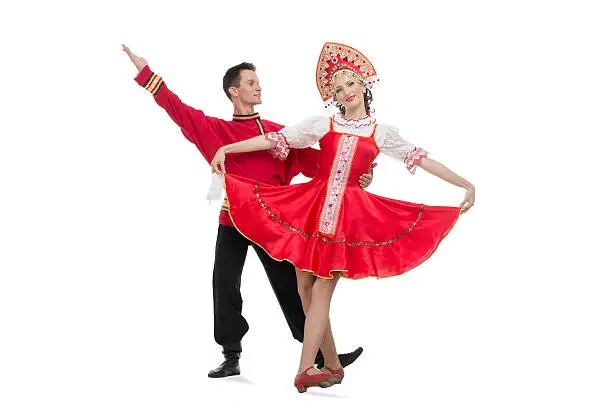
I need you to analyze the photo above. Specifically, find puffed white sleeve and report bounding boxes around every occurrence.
[375,124,429,175]
[265,116,330,160]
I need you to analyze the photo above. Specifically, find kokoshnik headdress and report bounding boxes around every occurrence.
[316,42,379,109]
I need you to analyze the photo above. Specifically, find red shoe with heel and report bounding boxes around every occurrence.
[294,366,341,393]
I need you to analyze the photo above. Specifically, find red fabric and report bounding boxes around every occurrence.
[135,66,320,226]
[224,128,461,279]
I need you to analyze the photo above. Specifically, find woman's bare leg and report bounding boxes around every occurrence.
[297,272,341,373]
[295,269,342,372]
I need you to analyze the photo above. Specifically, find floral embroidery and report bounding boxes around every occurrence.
[404,147,428,175]
[265,132,290,160]
[318,135,359,236]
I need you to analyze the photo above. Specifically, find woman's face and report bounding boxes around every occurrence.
[333,72,365,112]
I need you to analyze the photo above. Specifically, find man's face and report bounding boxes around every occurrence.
[232,70,262,106]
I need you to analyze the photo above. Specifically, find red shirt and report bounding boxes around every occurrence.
[135,65,319,226]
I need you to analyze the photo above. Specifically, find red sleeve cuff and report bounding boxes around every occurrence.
[134,65,164,95]
[134,65,152,85]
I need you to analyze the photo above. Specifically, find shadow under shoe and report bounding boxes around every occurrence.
[208,351,241,378]
[314,346,364,369]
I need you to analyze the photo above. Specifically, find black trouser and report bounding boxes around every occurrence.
[212,224,305,352]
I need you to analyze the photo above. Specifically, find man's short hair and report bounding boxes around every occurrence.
[223,62,256,100]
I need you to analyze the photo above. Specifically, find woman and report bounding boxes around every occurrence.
[210,42,475,392]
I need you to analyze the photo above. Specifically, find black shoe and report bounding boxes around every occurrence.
[314,347,364,369]
[339,347,363,368]
[208,351,241,378]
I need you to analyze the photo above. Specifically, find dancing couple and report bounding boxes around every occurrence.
[210,42,475,392]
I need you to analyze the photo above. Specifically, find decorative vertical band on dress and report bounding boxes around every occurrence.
[142,72,164,95]
[318,134,359,236]
[319,135,359,236]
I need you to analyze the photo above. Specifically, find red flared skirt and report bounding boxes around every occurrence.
[225,173,461,279]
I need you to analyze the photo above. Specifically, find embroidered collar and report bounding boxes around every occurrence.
[233,112,261,122]
[333,114,376,128]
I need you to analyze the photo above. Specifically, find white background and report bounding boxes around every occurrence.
[1,0,611,408]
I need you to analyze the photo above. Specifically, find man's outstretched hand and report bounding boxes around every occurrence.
[122,44,148,72]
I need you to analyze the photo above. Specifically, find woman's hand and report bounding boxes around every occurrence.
[460,185,475,213]
[211,147,227,175]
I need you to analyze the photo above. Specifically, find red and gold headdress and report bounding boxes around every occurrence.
[316,42,379,108]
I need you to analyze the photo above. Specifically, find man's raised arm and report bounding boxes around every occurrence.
[123,44,207,145]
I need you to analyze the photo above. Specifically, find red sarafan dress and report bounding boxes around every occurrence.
[224,115,461,279]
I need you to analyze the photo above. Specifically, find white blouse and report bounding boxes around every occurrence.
[266,115,428,174]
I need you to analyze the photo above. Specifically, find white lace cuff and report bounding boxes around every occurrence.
[265,132,290,160]
[404,147,428,174]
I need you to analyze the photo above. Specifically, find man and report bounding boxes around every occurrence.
[122,45,370,378]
